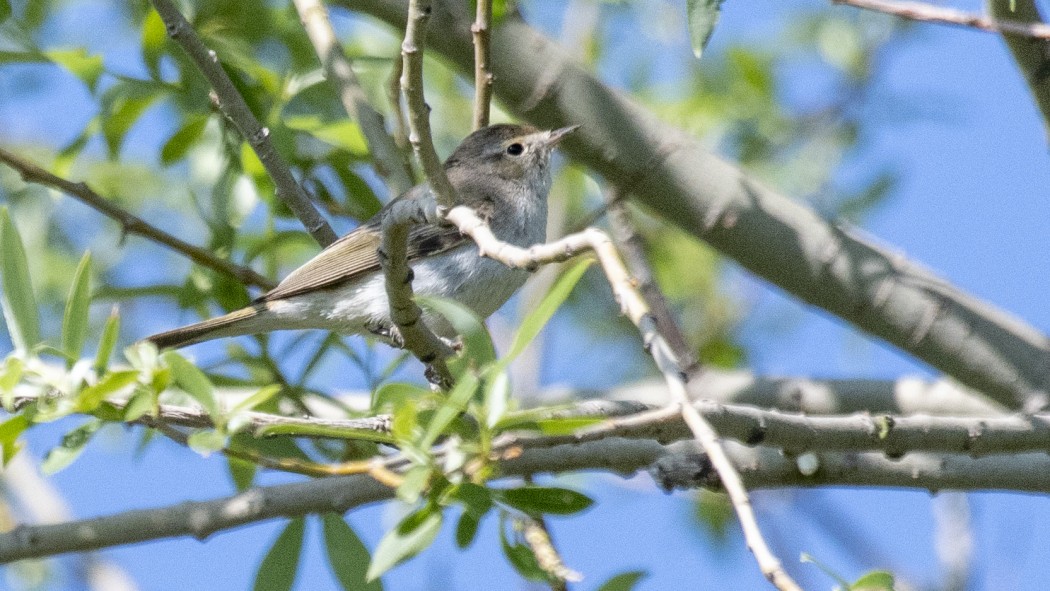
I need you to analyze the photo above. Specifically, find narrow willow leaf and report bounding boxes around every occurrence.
[418,296,496,367]
[0,209,40,351]
[93,308,120,373]
[253,518,306,591]
[161,115,208,165]
[45,48,104,92]
[418,371,479,449]
[496,486,594,517]
[0,0,11,22]
[851,571,895,591]
[101,85,160,157]
[322,514,383,591]
[230,383,282,415]
[228,456,256,491]
[162,351,221,424]
[41,419,102,474]
[498,514,547,581]
[455,511,481,549]
[597,571,648,591]
[0,356,24,410]
[61,251,92,362]
[186,429,227,456]
[76,369,139,411]
[141,8,166,80]
[504,258,591,364]
[0,413,29,465]
[371,382,427,413]
[687,0,724,59]
[366,508,442,582]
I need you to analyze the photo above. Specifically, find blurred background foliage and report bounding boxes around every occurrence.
[0,0,907,588]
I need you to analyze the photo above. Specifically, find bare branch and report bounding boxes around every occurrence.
[0,147,275,290]
[833,0,1050,39]
[292,0,415,195]
[399,0,458,209]
[471,0,494,129]
[9,436,1050,562]
[150,0,337,247]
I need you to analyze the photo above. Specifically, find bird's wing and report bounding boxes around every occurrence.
[258,197,493,303]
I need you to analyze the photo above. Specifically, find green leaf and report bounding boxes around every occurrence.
[850,571,895,591]
[498,515,547,581]
[141,8,167,80]
[101,85,161,158]
[122,387,156,422]
[161,116,209,165]
[503,259,592,364]
[322,514,383,591]
[93,308,120,373]
[230,384,282,415]
[0,356,24,410]
[187,429,227,456]
[419,296,496,368]
[46,48,104,93]
[455,511,481,549]
[162,351,222,423]
[366,507,442,581]
[283,116,369,155]
[228,456,257,491]
[686,0,724,59]
[0,0,11,22]
[371,382,427,413]
[0,413,29,465]
[253,518,306,591]
[496,486,594,517]
[41,420,102,474]
[61,252,92,361]
[76,370,139,411]
[532,416,604,435]
[418,371,479,449]
[596,571,648,591]
[0,208,40,352]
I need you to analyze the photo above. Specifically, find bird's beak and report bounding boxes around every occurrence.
[545,125,581,147]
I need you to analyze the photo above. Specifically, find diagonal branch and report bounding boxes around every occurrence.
[292,0,415,196]
[834,0,1050,39]
[151,0,337,247]
[0,147,275,290]
[471,0,494,129]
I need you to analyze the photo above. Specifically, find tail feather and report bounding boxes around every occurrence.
[146,305,266,349]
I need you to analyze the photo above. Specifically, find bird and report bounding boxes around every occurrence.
[145,123,578,350]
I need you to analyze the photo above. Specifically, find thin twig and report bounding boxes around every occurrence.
[292,0,414,195]
[471,0,494,130]
[604,189,696,373]
[150,0,337,247]
[833,0,1050,39]
[399,0,458,209]
[386,55,411,151]
[0,147,275,290]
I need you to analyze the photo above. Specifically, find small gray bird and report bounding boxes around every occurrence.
[146,123,578,350]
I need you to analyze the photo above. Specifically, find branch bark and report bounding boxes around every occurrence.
[151,0,337,247]
[336,0,1050,411]
[0,147,275,290]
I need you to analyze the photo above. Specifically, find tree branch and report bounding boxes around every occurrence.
[0,147,275,290]
[834,0,1050,39]
[7,436,1050,563]
[471,0,493,129]
[985,0,1050,140]
[292,0,415,195]
[151,0,337,247]
[337,0,1050,411]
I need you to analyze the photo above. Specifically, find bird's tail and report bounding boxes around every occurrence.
[145,305,267,349]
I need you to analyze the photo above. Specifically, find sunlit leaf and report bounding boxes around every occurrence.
[0,413,29,465]
[253,518,306,591]
[0,209,40,352]
[366,507,442,581]
[141,8,167,80]
[283,116,368,155]
[597,570,648,591]
[46,48,104,92]
[0,356,23,410]
[687,0,724,59]
[93,308,120,373]
[230,383,282,415]
[322,514,383,591]
[850,571,895,591]
[504,258,591,364]
[61,251,92,362]
[76,369,139,411]
[162,351,221,424]
[418,370,479,449]
[496,486,594,517]
[41,419,102,474]
[187,429,227,456]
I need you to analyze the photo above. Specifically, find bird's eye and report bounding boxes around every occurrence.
[506,143,524,156]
